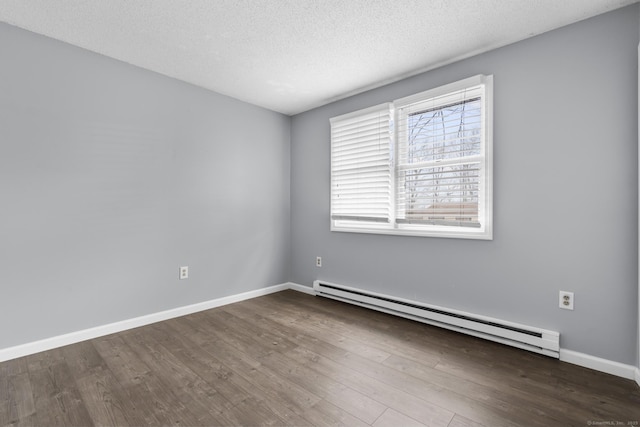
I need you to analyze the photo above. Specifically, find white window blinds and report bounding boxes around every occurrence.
[330,103,392,223]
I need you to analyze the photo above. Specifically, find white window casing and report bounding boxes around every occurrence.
[330,75,493,240]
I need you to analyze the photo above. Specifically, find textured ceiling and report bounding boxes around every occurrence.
[0,0,637,115]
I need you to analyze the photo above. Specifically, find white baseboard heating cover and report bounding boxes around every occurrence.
[313,280,560,358]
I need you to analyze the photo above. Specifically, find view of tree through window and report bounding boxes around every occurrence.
[399,97,482,227]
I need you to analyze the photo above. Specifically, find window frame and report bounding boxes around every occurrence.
[330,74,493,240]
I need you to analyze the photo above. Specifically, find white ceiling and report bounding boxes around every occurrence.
[0,0,637,115]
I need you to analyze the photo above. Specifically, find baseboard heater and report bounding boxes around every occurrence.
[313,280,560,358]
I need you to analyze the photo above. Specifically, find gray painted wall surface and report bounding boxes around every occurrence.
[291,6,639,365]
[0,23,291,349]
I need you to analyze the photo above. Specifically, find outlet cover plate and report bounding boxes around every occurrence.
[559,290,574,310]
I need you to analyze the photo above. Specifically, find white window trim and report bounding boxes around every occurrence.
[330,75,493,240]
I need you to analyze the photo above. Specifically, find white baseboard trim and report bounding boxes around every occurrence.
[559,349,637,381]
[0,282,296,363]
[1,283,635,387]
[285,282,316,295]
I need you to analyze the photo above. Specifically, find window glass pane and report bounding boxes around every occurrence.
[398,163,480,225]
[405,98,481,164]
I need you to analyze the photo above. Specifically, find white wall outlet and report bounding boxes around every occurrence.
[559,291,574,310]
[179,266,189,280]
[316,256,322,267]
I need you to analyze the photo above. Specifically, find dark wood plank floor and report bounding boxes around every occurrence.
[1,290,639,426]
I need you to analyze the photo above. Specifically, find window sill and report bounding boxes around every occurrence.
[331,222,493,240]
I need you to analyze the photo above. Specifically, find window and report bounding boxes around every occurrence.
[330,75,492,239]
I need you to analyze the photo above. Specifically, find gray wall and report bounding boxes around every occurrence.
[0,23,291,349]
[291,5,639,365]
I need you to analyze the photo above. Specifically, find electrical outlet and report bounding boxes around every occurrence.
[316,256,322,267]
[559,291,574,310]
[179,266,189,280]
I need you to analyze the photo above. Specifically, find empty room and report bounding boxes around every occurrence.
[1,0,640,425]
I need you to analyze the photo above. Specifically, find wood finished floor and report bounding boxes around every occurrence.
[1,290,639,427]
